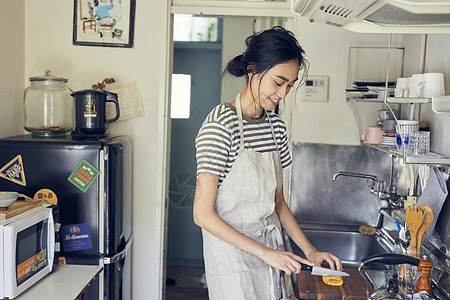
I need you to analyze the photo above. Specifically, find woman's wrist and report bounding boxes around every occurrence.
[304,248,318,260]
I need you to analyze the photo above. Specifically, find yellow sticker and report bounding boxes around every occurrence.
[33,189,58,205]
[0,154,26,186]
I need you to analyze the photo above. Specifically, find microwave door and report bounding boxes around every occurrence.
[3,208,54,299]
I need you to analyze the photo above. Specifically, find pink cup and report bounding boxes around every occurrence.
[361,127,382,144]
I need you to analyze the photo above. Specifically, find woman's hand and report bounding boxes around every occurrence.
[306,251,343,271]
[259,248,314,275]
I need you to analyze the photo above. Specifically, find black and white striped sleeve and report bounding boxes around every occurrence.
[195,121,232,177]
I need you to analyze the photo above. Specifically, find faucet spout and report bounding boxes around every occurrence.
[332,171,379,182]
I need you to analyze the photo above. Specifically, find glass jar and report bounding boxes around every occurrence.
[24,70,74,137]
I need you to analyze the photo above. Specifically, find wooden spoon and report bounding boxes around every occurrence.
[405,205,424,258]
[416,205,434,249]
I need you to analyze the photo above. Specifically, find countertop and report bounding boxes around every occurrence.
[15,264,102,300]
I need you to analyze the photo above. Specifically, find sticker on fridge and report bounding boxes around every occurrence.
[0,154,27,186]
[60,223,93,252]
[34,188,58,205]
[67,160,100,192]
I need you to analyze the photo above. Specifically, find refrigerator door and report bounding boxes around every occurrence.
[102,137,132,300]
[103,238,132,300]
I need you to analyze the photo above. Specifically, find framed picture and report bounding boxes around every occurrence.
[73,0,136,48]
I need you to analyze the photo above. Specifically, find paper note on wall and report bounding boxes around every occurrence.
[106,80,145,121]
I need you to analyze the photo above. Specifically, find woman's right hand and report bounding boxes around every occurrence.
[259,248,314,275]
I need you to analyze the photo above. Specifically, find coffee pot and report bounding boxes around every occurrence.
[71,89,120,138]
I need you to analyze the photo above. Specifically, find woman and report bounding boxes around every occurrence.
[193,26,342,300]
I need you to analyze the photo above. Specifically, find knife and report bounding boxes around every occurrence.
[301,263,350,277]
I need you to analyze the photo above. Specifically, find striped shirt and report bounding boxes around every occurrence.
[195,102,292,186]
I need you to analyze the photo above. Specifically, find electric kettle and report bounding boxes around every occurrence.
[71,89,120,137]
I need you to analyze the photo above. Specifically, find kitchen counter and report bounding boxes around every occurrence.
[15,264,102,300]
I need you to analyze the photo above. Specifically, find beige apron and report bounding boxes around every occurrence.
[202,94,286,300]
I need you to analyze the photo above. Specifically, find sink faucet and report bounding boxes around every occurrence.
[332,171,379,182]
[332,171,402,205]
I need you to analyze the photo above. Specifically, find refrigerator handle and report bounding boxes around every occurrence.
[103,236,132,265]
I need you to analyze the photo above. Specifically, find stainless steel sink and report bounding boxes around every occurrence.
[286,229,393,268]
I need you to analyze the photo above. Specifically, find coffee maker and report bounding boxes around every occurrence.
[71,89,120,139]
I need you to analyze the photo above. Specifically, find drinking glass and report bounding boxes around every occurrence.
[409,131,430,156]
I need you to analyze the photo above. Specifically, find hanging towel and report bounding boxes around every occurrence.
[417,166,448,243]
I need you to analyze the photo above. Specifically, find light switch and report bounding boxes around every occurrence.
[302,76,328,102]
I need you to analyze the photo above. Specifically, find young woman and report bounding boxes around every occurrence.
[193,26,342,300]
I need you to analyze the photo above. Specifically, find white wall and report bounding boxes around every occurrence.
[284,19,403,145]
[0,1,25,137]
[403,34,450,158]
[221,17,254,103]
[23,1,170,299]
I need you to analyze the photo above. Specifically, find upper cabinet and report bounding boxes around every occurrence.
[291,0,450,34]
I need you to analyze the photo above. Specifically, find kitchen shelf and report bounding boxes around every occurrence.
[366,144,450,171]
[346,95,432,104]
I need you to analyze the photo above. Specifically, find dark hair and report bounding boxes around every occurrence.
[223,26,307,80]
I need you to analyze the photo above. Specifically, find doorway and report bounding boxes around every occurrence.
[165,15,289,299]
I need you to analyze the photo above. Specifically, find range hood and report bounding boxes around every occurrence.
[291,0,450,33]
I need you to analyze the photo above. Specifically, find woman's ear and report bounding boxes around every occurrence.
[247,64,256,78]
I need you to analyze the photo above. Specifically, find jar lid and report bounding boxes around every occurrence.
[29,70,68,83]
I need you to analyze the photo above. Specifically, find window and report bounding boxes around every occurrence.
[171,74,192,119]
[174,14,219,42]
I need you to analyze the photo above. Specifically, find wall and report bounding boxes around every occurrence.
[221,17,254,103]
[403,34,450,158]
[284,19,403,146]
[0,1,25,137]
[22,1,170,299]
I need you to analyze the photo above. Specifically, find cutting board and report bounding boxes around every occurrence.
[298,268,374,299]
[0,198,42,220]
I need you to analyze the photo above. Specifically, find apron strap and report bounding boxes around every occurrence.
[235,94,245,152]
[266,110,279,153]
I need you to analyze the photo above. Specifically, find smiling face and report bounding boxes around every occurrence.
[249,60,300,111]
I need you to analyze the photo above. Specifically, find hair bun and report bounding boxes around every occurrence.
[225,54,247,77]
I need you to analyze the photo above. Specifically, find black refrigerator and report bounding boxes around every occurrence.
[0,135,132,300]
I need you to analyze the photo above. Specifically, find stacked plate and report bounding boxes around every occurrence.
[381,136,397,147]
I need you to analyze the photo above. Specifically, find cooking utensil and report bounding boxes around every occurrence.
[300,263,350,277]
[405,205,424,258]
[359,253,421,300]
[297,268,368,299]
[416,205,434,248]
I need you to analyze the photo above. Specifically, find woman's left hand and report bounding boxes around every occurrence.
[306,251,343,271]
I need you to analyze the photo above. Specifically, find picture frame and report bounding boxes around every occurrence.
[73,0,136,48]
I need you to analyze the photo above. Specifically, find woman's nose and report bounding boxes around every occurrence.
[278,86,289,99]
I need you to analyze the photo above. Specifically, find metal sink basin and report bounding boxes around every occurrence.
[286,229,393,268]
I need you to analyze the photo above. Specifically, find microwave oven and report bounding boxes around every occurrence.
[0,205,58,299]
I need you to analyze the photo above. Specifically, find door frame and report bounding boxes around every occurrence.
[157,2,297,298]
